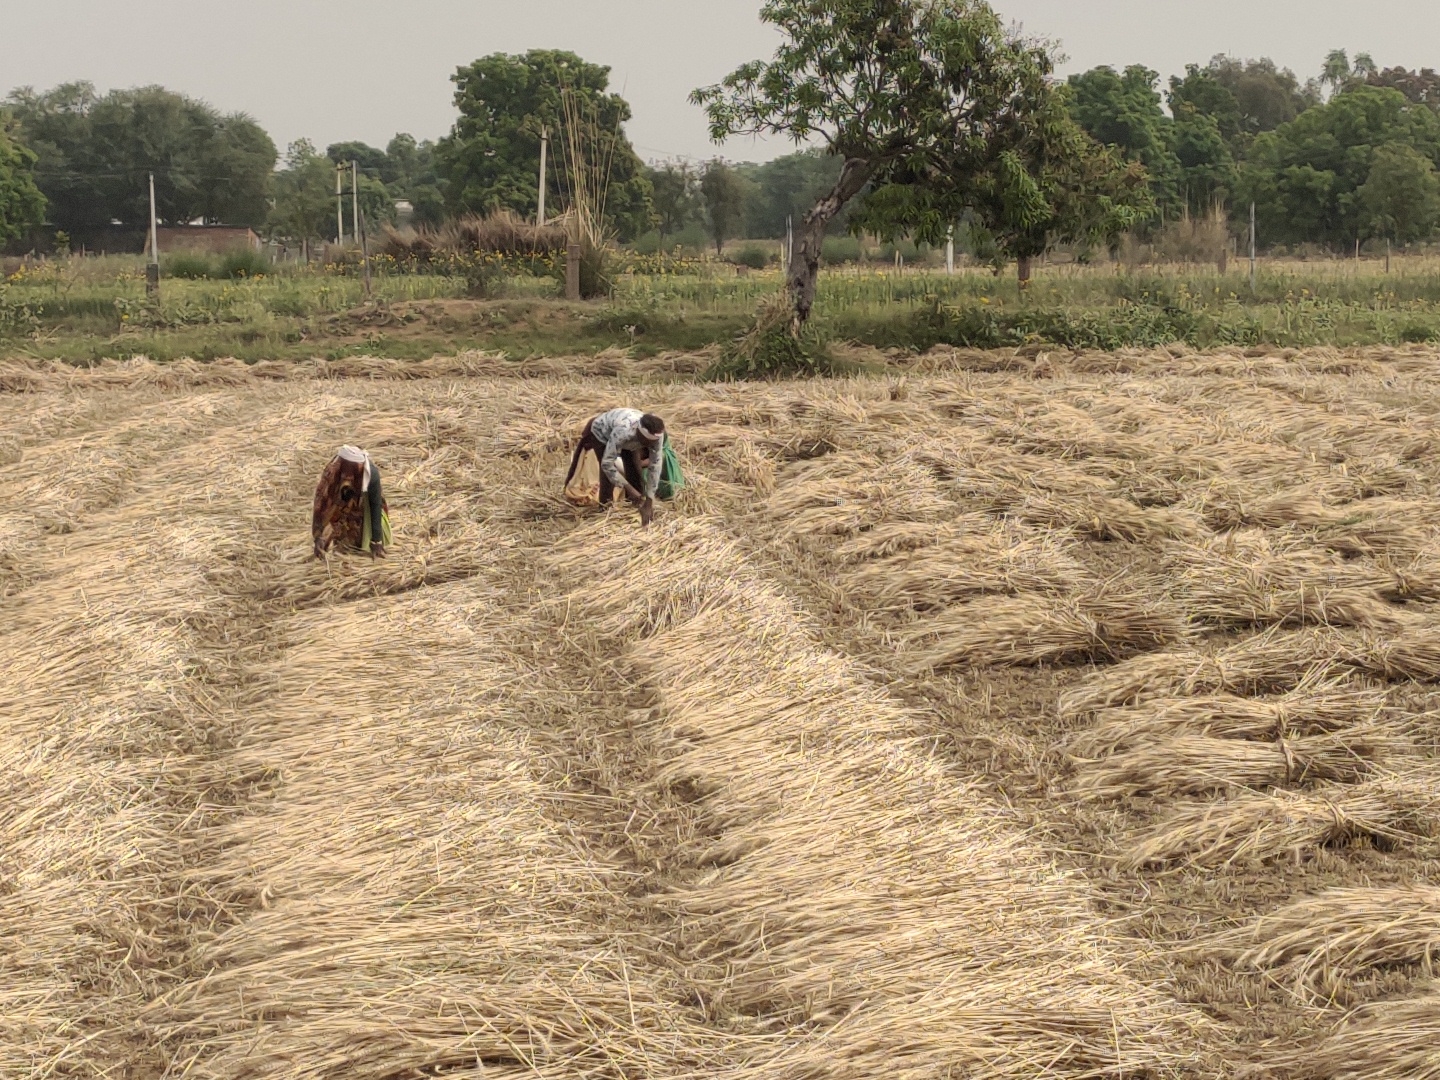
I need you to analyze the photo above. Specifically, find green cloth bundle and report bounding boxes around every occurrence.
[360,462,394,551]
[658,437,684,501]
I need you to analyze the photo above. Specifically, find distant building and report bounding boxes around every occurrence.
[145,225,263,257]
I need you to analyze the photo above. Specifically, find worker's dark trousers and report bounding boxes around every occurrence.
[568,419,646,504]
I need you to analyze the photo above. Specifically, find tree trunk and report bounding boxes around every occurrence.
[787,157,875,329]
[1017,254,1033,288]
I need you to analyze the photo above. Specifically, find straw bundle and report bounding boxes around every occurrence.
[1308,498,1440,556]
[1120,782,1438,870]
[1169,530,1410,630]
[1063,680,1389,758]
[1070,728,1392,800]
[1206,886,1440,987]
[758,451,956,539]
[542,516,756,639]
[1017,490,1206,542]
[1058,626,1359,717]
[716,434,777,494]
[842,527,1084,613]
[1353,622,1440,681]
[827,514,1003,563]
[903,584,1190,671]
[1200,476,1420,532]
[1285,988,1440,1079]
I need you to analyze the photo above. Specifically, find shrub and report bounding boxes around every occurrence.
[821,236,863,263]
[165,253,215,279]
[577,242,613,299]
[381,211,569,268]
[217,249,270,279]
[728,245,774,270]
[586,303,666,335]
[706,293,837,380]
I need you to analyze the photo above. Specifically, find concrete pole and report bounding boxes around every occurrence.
[336,165,344,245]
[1249,202,1257,295]
[147,172,160,299]
[537,126,548,225]
[565,242,581,301]
[351,161,360,249]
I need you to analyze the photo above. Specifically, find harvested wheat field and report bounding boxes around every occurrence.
[5,343,1440,1079]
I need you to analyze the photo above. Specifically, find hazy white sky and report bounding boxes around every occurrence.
[3,1,1439,163]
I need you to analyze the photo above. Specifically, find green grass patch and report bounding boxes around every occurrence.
[6,254,1440,365]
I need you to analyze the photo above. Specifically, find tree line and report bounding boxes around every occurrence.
[1066,51,1440,249]
[2,18,1439,263]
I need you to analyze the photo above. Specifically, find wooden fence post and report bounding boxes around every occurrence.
[565,243,581,301]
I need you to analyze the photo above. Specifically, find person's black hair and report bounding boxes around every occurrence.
[640,413,666,436]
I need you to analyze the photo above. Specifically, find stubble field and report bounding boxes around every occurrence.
[4,343,1440,1079]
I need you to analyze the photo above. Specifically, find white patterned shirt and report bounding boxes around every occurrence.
[591,408,663,498]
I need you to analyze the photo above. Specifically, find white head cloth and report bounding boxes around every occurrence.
[337,445,372,492]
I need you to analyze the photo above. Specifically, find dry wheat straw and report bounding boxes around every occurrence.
[1062,680,1389,758]
[1120,781,1439,870]
[903,584,1190,670]
[1204,886,1440,987]
[1286,988,1440,1079]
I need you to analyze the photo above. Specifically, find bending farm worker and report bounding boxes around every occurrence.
[565,408,668,526]
[312,445,393,559]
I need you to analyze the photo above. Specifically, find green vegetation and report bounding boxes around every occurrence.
[4,83,275,238]
[6,2,1440,368]
[4,254,1440,365]
[437,50,652,240]
[0,119,45,242]
[694,0,1084,323]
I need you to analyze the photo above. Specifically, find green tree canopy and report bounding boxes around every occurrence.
[647,161,702,241]
[740,150,849,238]
[5,82,275,234]
[1065,65,1181,220]
[1238,84,1440,248]
[699,159,753,254]
[964,99,1152,281]
[694,0,1058,324]
[0,116,46,244]
[1168,106,1238,213]
[1366,66,1440,111]
[1169,56,1316,154]
[326,140,389,179]
[1358,142,1440,244]
[436,50,653,240]
[268,139,340,249]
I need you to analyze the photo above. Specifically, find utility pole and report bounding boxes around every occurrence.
[147,172,160,300]
[537,125,548,224]
[336,164,345,245]
[359,205,373,300]
[1249,202,1257,295]
[351,161,360,250]
[784,215,793,270]
[1386,238,1392,274]
[945,225,955,276]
